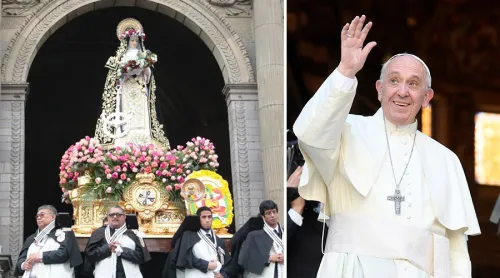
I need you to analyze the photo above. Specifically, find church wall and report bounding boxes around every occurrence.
[224,84,265,227]
[0,83,26,276]
[224,16,256,75]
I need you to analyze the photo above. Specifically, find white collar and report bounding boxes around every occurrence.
[375,108,418,135]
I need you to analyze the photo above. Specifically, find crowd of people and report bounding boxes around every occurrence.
[14,201,284,278]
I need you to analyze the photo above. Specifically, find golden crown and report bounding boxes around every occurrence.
[116,18,144,40]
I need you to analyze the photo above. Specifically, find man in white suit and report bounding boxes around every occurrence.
[293,14,480,278]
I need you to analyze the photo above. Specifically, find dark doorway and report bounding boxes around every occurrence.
[25,7,229,277]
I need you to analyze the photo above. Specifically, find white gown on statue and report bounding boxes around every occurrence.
[293,69,480,278]
[115,48,153,146]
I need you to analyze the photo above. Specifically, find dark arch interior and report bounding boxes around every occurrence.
[25,7,229,277]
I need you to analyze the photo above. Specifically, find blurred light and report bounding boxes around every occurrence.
[475,112,500,186]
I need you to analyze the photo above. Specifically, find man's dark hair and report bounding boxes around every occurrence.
[196,206,212,215]
[259,200,278,215]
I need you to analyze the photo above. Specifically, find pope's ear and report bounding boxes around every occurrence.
[376,80,383,102]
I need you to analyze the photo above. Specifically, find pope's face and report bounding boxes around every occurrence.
[376,56,434,126]
[36,209,56,229]
[200,210,213,230]
[107,207,126,228]
[129,36,139,49]
[262,208,279,228]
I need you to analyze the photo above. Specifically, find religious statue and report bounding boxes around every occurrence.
[94,18,170,149]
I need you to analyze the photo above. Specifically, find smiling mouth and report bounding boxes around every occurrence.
[393,101,410,107]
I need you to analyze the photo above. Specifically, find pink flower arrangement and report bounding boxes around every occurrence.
[58,136,220,203]
[58,136,106,196]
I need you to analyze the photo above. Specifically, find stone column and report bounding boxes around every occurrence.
[0,83,27,274]
[224,84,264,229]
[253,0,284,219]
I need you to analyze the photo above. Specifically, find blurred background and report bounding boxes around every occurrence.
[287,0,500,277]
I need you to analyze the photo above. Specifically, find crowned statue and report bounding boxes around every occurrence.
[94,18,170,149]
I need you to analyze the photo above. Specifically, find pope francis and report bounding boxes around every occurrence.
[293,15,480,278]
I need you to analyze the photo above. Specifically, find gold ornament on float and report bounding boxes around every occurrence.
[181,178,206,207]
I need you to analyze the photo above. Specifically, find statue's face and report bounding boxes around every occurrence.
[129,36,139,49]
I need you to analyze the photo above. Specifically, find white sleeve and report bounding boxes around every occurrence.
[288,209,303,226]
[293,68,356,150]
[448,229,471,278]
[293,69,357,211]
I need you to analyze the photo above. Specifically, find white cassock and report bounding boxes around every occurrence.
[23,236,73,278]
[293,69,481,278]
[93,234,143,278]
[184,230,222,278]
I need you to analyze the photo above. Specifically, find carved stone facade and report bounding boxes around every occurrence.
[0,0,284,270]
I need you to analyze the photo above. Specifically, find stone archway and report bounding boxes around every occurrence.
[1,0,255,84]
[0,0,267,267]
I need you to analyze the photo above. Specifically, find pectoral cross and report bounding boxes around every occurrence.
[387,189,405,215]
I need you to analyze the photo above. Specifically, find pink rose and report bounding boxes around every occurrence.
[200,158,208,163]
[60,179,67,184]
[166,185,173,191]
[174,184,182,190]
[162,170,169,176]
[106,187,112,193]
[176,168,183,174]
[151,162,158,168]
[132,167,139,173]
[177,176,184,183]
[186,170,191,174]
[95,177,101,184]
[105,169,111,174]
[120,174,127,180]
[106,173,112,179]
[127,178,131,182]
[156,170,162,176]
[112,173,119,179]
[209,162,215,167]
[122,167,128,172]
[160,162,167,169]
